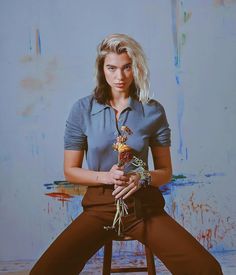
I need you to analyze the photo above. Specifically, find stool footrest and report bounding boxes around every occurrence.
[111,267,148,273]
[103,235,156,274]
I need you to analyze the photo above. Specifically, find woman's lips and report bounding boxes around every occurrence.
[114,83,125,87]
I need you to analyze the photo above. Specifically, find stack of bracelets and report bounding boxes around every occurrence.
[131,156,151,188]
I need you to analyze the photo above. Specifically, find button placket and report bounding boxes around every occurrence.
[118,109,129,129]
[110,108,120,136]
[117,114,124,130]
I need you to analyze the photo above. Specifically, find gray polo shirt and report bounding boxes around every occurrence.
[64,94,171,172]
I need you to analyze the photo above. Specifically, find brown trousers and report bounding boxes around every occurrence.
[30,186,223,275]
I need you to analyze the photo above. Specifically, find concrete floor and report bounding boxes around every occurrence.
[1,250,236,274]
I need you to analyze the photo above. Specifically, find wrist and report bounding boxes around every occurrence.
[95,171,109,185]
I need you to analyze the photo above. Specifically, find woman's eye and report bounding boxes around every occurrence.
[108,67,115,71]
[124,65,132,70]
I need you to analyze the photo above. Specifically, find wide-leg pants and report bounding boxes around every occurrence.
[30,187,223,275]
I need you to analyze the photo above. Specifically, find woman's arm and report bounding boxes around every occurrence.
[64,150,128,186]
[149,146,172,187]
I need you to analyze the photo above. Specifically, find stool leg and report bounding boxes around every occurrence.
[145,245,156,275]
[103,240,112,275]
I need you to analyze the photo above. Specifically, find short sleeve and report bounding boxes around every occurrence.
[149,104,171,147]
[64,101,87,151]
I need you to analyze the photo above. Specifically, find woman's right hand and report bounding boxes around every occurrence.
[105,164,129,186]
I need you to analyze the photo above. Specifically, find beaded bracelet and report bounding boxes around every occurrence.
[133,166,151,188]
[130,156,151,188]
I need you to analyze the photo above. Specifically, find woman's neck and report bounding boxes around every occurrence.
[110,90,129,104]
[110,95,128,109]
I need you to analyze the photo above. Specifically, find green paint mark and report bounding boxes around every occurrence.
[184,11,192,23]
[181,33,187,46]
[172,174,187,181]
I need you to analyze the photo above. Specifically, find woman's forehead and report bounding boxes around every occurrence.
[104,52,132,66]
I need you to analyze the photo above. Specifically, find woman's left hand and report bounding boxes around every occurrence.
[112,172,141,200]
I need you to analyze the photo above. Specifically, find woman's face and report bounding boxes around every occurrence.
[103,52,134,95]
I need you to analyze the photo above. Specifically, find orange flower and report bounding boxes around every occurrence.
[117,143,132,153]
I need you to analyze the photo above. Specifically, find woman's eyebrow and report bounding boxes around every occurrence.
[105,64,116,67]
[105,63,132,68]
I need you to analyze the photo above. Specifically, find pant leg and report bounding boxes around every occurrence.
[124,211,223,275]
[30,210,115,275]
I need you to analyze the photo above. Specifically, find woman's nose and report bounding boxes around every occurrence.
[116,69,124,80]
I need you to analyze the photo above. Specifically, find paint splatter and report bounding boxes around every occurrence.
[29,30,32,52]
[172,174,187,180]
[36,29,41,55]
[45,192,73,201]
[21,77,44,91]
[177,91,184,155]
[168,189,236,251]
[184,11,192,23]
[171,1,192,159]
[44,181,87,205]
[205,172,225,177]
[20,55,33,63]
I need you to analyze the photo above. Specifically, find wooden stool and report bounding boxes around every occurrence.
[102,235,156,275]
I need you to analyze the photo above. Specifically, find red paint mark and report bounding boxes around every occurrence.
[173,191,236,249]
[196,228,213,250]
[187,192,217,224]
[45,192,73,207]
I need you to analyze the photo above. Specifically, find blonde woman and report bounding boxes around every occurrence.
[30,34,222,275]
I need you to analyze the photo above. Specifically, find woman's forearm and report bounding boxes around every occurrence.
[64,167,109,186]
[149,168,172,188]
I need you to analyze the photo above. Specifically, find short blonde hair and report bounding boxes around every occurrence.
[94,33,150,104]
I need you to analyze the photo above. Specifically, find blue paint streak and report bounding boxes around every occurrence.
[172,179,200,186]
[205,172,225,178]
[37,30,41,55]
[177,91,184,155]
[159,182,172,195]
[44,183,54,190]
[171,0,185,157]
[171,0,178,66]
[176,75,180,85]
[29,31,32,51]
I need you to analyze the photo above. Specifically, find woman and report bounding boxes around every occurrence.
[30,34,222,274]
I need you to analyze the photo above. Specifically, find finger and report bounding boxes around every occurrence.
[112,164,124,171]
[112,186,124,196]
[114,184,134,199]
[114,170,126,177]
[123,186,139,199]
[113,173,124,180]
[128,176,139,187]
[113,175,129,183]
[114,180,128,186]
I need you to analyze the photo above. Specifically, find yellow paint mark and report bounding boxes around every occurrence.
[21,77,43,91]
[20,55,33,63]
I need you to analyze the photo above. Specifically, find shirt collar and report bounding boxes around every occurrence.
[91,99,110,115]
[91,96,143,115]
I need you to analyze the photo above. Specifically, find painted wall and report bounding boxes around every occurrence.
[0,0,236,262]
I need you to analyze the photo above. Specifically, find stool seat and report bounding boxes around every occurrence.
[102,234,156,275]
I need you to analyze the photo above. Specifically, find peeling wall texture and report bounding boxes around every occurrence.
[0,0,236,264]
